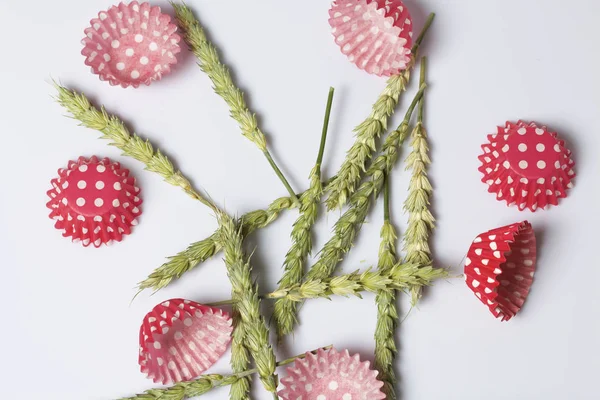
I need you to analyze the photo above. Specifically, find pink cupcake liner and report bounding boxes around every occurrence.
[82,1,181,88]
[46,156,142,247]
[139,299,233,384]
[479,120,576,211]
[329,0,413,76]
[278,348,385,400]
[464,221,537,321]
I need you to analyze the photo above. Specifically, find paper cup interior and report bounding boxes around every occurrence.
[494,223,536,320]
[140,300,233,384]
[82,1,180,87]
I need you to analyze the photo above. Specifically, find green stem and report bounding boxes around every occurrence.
[418,57,427,123]
[276,344,332,366]
[316,87,335,170]
[262,150,301,207]
[173,3,300,209]
[186,188,220,214]
[383,174,391,223]
[207,298,238,307]
[412,13,435,54]
[405,84,426,121]
[228,345,334,377]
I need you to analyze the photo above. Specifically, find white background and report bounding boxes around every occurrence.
[1,1,599,399]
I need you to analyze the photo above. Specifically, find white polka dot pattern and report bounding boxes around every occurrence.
[139,299,233,385]
[463,221,536,321]
[329,0,413,77]
[46,156,142,247]
[478,120,575,212]
[81,1,181,88]
[278,348,386,400]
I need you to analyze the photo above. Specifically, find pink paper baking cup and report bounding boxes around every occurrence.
[139,299,233,384]
[82,1,181,88]
[478,120,576,211]
[464,221,537,321]
[46,156,142,247]
[329,0,413,76]
[278,348,385,400]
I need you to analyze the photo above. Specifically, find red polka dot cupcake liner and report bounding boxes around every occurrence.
[478,120,575,211]
[464,221,536,321]
[329,0,413,76]
[139,299,233,384]
[278,347,385,400]
[82,1,181,88]
[46,156,142,247]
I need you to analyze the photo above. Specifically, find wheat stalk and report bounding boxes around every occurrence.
[373,58,428,400]
[218,212,279,399]
[173,2,300,207]
[324,14,435,210]
[118,346,331,400]
[275,81,426,338]
[209,263,448,308]
[374,177,400,400]
[273,88,334,340]
[266,262,447,301]
[54,84,218,213]
[403,58,435,306]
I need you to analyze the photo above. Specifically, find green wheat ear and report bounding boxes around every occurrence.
[265,262,448,301]
[374,188,400,399]
[274,87,334,341]
[54,83,218,213]
[173,2,300,207]
[275,82,427,338]
[325,13,435,210]
[218,212,279,399]
[403,57,435,306]
[372,57,428,400]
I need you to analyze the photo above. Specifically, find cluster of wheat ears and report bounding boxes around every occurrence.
[55,3,447,400]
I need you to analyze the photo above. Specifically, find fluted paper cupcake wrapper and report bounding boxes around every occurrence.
[464,221,536,321]
[479,120,575,211]
[278,347,385,400]
[82,1,181,88]
[46,156,142,247]
[139,299,233,384]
